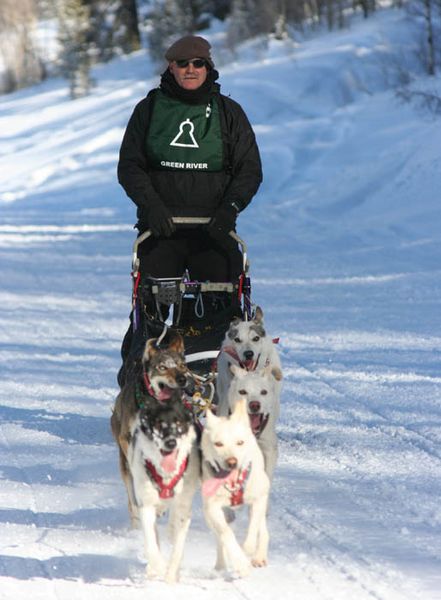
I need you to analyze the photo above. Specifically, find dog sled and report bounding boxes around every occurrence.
[118,217,252,413]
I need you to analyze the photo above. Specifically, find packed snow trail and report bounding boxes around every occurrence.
[1,9,441,600]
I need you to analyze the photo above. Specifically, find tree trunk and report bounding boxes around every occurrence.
[424,0,436,75]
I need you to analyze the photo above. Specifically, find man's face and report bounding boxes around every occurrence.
[169,58,208,90]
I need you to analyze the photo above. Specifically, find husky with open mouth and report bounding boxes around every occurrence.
[111,332,191,527]
[226,364,282,480]
[127,395,199,583]
[201,398,270,578]
[216,306,282,409]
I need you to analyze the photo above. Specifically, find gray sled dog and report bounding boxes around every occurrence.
[225,364,282,480]
[128,396,199,583]
[216,306,282,407]
[201,398,270,577]
[111,333,190,526]
[111,334,199,583]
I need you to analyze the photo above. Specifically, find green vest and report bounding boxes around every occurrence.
[146,90,224,172]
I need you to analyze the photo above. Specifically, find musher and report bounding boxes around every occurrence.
[117,34,262,296]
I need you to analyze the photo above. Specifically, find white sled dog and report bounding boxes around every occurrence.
[201,398,270,577]
[127,396,200,583]
[225,364,282,480]
[216,306,282,408]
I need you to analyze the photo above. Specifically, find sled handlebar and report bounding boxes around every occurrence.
[132,217,248,276]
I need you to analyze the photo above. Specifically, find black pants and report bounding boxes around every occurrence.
[138,229,243,282]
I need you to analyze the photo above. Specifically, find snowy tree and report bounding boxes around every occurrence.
[408,0,441,76]
[0,0,44,93]
[57,0,93,98]
[211,0,233,19]
[354,0,376,19]
[84,0,140,61]
[148,0,195,65]
[116,0,141,53]
[227,0,275,49]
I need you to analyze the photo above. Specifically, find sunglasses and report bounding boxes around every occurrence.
[175,58,207,69]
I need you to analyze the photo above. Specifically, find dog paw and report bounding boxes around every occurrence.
[234,559,252,578]
[251,557,267,568]
[164,569,179,584]
[146,561,166,580]
[214,559,226,571]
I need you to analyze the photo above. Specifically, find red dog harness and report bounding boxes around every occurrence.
[144,456,189,499]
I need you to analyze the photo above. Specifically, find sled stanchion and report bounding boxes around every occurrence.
[132,230,152,276]
[229,230,248,274]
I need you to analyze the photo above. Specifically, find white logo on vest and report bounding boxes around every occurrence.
[170,118,199,148]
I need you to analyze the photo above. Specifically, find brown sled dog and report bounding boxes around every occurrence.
[110,332,191,527]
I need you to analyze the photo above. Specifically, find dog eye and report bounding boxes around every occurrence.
[234,337,241,343]
[214,441,224,447]
[158,364,167,371]
[236,440,244,446]
[261,390,268,395]
[239,389,247,395]
[252,336,260,342]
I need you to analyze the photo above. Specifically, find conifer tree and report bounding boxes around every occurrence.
[0,0,43,93]
[227,0,275,50]
[57,0,93,98]
[148,0,194,65]
[408,0,441,76]
[84,0,140,61]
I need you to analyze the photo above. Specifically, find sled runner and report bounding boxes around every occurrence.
[118,217,252,411]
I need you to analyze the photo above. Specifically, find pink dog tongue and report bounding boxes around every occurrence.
[249,413,261,434]
[161,449,178,473]
[158,386,173,401]
[202,469,238,497]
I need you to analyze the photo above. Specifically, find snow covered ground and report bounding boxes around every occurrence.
[1,8,441,599]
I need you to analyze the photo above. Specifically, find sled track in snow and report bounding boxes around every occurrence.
[276,501,411,600]
[284,356,441,463]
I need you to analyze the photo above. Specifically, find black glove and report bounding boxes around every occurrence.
[207,203,238,241]
[146,202,176,237]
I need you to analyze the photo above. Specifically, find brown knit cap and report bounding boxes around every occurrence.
[165,35,214,68]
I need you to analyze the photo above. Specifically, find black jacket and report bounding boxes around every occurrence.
[117,75,262,231]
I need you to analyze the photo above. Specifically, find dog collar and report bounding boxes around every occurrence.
[133,371,158,409]
[143,371,157,397]
[144,456,189,499]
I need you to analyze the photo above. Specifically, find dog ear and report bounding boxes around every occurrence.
[167,332,185,355]
[205,407,219,428]
[229,364,247,378]
[143,338,158,362]
[271,366,283,381]
[254,306,264,323]
[231,397,248,423]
